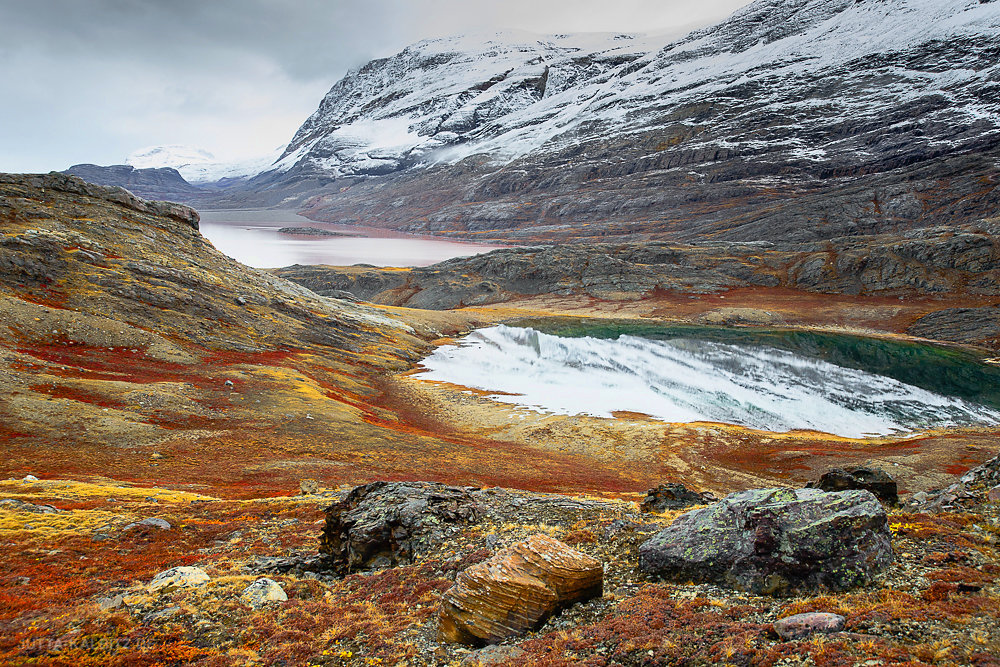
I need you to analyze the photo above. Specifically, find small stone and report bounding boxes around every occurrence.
[987,485,1000,503]
[774,612,846,640]
[241,577,288,608]
[150,452,164,460]
[299,478,320,495]
[16,577,30,586]
[224,379,234,388]
[143,606,181,623]
[124,517,172,532]
[22,475,38,483]
[0,499,59,514]
[97,594,125,611]
[149,566,210,594]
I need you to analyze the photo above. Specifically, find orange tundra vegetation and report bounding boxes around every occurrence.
[2,175,1000,664]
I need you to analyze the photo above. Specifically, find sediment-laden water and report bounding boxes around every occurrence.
[198,209,502,268]
[416,324,1000,438]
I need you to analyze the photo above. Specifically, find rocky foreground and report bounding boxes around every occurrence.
[1,457,999,666]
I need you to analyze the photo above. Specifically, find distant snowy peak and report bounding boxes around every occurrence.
[274,0,1000,181]
[126,144,282,184]
[126,145,215,171]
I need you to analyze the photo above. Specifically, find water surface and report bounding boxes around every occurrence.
[417,323,1000,438]
[198,209,503,269]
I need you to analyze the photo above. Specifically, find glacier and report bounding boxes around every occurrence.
[416,325,1000,439]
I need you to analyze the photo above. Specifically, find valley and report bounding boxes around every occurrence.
[4,0,1000,664]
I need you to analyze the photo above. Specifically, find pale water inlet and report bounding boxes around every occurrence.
[198,209,503,268]
[416,325,1000,439]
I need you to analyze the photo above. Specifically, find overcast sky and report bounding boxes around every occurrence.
[0,0,751,173]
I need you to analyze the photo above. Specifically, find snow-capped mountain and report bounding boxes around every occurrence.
[241,0,999,243]
[126,144,281,184]
[275,0,999,179]
[278,30,661,177]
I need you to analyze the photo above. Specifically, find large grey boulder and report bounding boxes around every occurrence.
[319,482,482,574]
[639,488,892,596]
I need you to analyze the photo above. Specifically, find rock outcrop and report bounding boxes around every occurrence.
[275,220,1000,313]
[640,483,714,513]
[439,533,603,645]
[61,165,205,209]
[319,482,482,574]
[907,451,1000,512]
[907,307,1000,350]
[149,566,210,594]
[639,488,893,595]
[807,467,899,505]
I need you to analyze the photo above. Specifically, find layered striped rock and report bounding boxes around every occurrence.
[439,534,603,645]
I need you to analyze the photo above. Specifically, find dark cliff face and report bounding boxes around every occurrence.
[62,164,205,203]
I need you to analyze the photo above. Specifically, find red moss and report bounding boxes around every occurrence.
[29,383,128,409]
[925,566,995,585]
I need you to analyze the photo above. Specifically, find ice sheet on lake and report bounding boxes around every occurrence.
[416,325,1000,438]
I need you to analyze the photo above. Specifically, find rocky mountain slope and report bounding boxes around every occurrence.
[62,0,1000,245]
[227,0,1000,242]
[62,163,206,202]
[276,216,1000,347]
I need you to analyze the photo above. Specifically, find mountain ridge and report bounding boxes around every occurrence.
[218,0,1000,243]
[59,0,1000,245]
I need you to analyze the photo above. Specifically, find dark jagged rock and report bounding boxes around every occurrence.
[319,482,483,574]
[640,483,714,512]
[907,307,1000,349]
[638,488,892,595]
[807,467,898,505]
